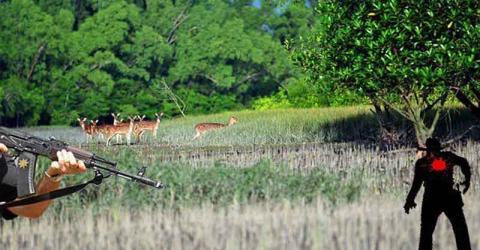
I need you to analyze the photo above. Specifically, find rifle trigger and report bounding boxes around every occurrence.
[137,166,147,177]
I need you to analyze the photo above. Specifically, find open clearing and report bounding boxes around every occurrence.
[2,107,479,249]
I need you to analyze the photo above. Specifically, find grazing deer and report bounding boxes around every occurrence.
[133,113,164,142]
[105,116,135,146]
[77,118,95,143]
[192,116,239,140]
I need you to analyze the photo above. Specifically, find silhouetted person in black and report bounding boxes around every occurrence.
[404,138,471,250]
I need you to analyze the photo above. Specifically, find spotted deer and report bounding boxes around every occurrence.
[112,113,121,125]
[133,113,163,142]
[136,115,146,122]
[111,113,124,143]
[132,115,145,141]
[77,118,95,143]
[90,120,99,139]
[91,119,110,141]
[192,116,239,140]
[105,116,135,146]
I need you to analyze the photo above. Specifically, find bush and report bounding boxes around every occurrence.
[252,81,369,110]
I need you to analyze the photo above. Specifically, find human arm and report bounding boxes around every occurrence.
[454,154,471,194]
[5,149,86,219]
[404,160,424,214]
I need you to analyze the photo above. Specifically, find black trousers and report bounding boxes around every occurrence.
[418,192,471,250]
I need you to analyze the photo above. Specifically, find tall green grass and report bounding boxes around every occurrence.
[44,159,362,214]
[25,137,479,215]
[25,106,478,148]
[158,107,379,146]
[24,106,378,146]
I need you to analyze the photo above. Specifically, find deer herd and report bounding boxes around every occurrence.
[77,113,239,146]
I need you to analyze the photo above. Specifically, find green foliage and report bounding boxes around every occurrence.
[292,0,479,94]
[118,104,140,118]
[0,0,314,126]
[159,88,242,115]
[252,81,370,110]
[51,159,363,212]
[168,0,294,102]
[252,89,292,110]
[263,2,319,45]
[0,77,46,125]
[289,0,480,144]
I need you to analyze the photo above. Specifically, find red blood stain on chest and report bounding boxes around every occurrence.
[431,158,446,171]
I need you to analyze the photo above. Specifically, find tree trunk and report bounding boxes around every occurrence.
[410,108,441,158]
[454,89,480,116]
[370,98,399,151]
[27,41,48,81]
[73,0,83,31]
[412,121,428,158]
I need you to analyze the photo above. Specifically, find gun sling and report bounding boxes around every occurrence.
[0,170,105,209]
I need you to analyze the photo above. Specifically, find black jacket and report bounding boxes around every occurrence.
[0,153,18,220]
[406,151,471,206]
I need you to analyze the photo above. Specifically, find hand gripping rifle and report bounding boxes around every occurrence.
[0,126,163,208]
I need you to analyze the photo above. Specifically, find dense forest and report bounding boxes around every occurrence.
[0,0,324,126]
[1,0,478,144]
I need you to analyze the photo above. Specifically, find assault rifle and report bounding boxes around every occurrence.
[0,126,163,208]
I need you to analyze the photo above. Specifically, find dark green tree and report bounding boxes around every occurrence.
[169,0,293,109]
[0,0,305,125]
[290,0,480,147]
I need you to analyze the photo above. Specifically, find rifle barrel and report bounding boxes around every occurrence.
[92,163,163,188]
[0,126,163,189]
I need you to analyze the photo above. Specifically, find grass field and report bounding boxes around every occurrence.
[2,196,480,250]
[27,106,378,146]
[2,107,479,249]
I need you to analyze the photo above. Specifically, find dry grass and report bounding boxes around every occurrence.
[4,107,478,250]
[1,194,479,250]
[93,140,480,195]
[1,141,478,250]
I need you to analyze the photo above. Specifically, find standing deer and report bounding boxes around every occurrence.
[192,116,239,140]
[112,113,121,125]
[137,115,146,122]
[77,118,95,143]
[105,116,135,146]
[111,113,124,143]
[132,115,145,142]
[94,122,108,141]
[133,113,164,142]
[90,119,99,141]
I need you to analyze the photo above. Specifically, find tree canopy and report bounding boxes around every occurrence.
[290,0,480,146]
[0,0,315,126]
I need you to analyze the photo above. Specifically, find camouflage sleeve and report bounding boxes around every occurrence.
[406,160,425,203]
